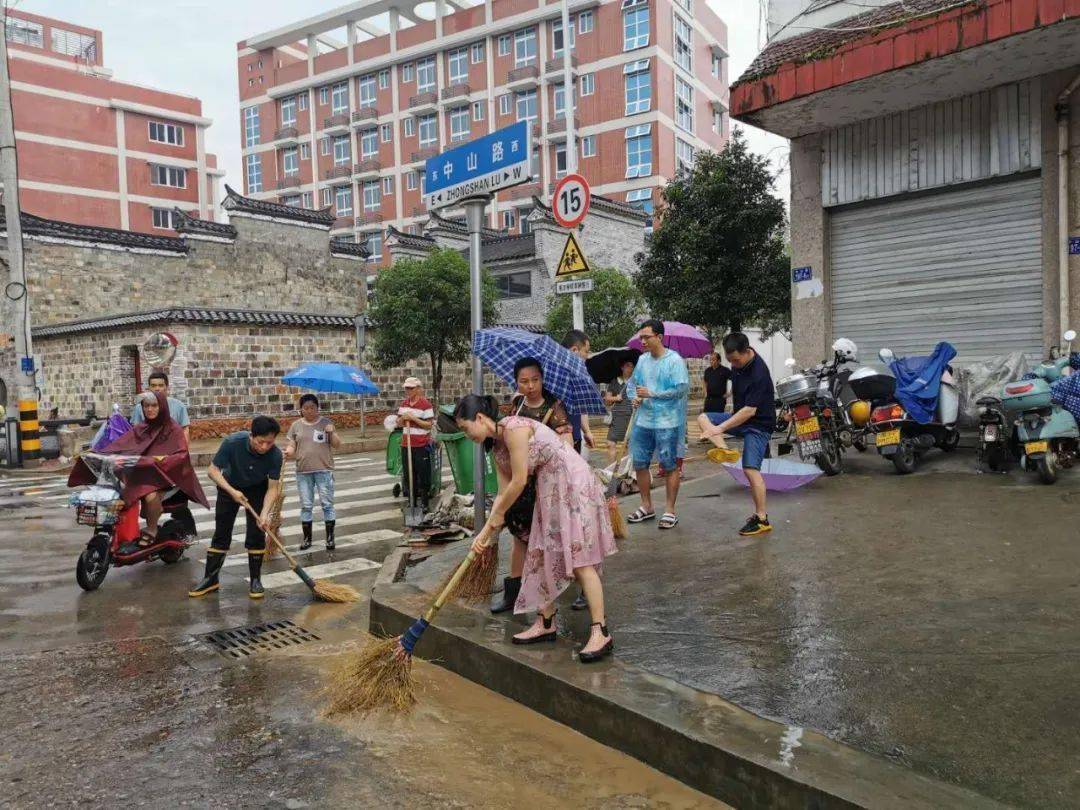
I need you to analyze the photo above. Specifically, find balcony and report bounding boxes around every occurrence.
[323,113,350,134]
[506,64,540,90]
[355,211,384,227]
[544,55,578,79]
[546,116,580,141]
[273,126,299,144]
[324,165,352,181]
[440,83,470,103]
[411,206,428,218]
[351,107,379,126]
[332,216,354,230]
[353,158,382,178]
[506,181,541,201]
[275,174,301,191]
[408,91,439,114]
[410,146,439,164]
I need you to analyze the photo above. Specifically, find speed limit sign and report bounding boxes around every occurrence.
[552,173,591,229]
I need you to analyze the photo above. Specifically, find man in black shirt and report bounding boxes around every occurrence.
[702,352,731,414]
[189,416,284,599]
[699,333,776,536]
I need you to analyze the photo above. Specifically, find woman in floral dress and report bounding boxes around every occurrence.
[454,394,617,662]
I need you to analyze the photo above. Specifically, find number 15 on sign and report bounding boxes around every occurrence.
[552,173,591,229]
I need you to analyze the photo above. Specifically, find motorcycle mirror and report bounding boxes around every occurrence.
[1064,329,1077,342]
[784,358,797,368]
[878,348,895,364]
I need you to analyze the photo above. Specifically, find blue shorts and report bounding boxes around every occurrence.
[631,424,680,472]
[705,412,770,471]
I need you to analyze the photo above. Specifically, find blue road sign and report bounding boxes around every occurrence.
[792,266,813,283]
[423,121,532,210]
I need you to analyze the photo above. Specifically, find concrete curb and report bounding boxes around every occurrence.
[370,547,1003,810]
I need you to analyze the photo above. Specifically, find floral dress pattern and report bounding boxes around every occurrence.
[494,415,617,613]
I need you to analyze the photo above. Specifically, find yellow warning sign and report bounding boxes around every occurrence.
[555,232,591,277]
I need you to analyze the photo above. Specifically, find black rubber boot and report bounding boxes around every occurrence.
[324,520,336,551]
[571,591,588,611]
[248,552,264,599]
[491,576,521,614]
[188,550,226,597]
[300,521,313,550]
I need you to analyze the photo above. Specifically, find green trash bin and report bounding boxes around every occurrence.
[386,427,444,499]
[437,406,498,496]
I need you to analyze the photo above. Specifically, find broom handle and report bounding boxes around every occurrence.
[240,498,300,571]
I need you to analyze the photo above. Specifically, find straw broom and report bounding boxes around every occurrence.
[605,408,639,541]
[324,543,486,716]
[434,541,498,603]
[239,499,360,603]
[262,488,286,561]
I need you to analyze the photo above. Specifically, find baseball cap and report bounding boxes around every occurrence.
[403,376,422,389]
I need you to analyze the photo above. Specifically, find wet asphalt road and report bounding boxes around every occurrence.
[0,454,721,809]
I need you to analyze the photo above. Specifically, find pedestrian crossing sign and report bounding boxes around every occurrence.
[555,231,591,277]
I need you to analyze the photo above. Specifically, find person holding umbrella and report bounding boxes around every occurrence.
[604,358,637,465]
[284,394,341,551]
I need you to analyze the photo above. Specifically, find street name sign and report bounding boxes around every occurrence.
[551,173,590,228]
[423,121,532,210]
[555,278,594,295]
[554,231,591,277]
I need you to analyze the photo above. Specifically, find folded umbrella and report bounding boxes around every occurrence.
[473,328,607,415]
[721,458,822,492]
[282,362,380,396]
[585,346,642,384]
[627,321,713,359]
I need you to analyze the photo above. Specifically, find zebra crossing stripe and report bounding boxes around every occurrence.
[220,528,399,567]
[193,508,402,545]
[259,556,380,589]
[193,495,397,534]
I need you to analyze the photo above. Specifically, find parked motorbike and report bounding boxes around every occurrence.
[71,452,197,591]
[862,347,961,474]
[975,395,1014,472]
[1000,329,1078,484]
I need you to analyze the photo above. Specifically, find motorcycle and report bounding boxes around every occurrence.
[71,452,198,591]
[1000,329,1078,484]
[975,395,1014,472]
[863,345,961,475]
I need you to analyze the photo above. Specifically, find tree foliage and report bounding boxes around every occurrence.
[634,129,791,338]
[366,248,497,402]
[545,267,645,351]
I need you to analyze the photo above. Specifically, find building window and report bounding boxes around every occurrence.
[675,76,694,132]
[418,114,438,147]
[302,191,313,208]
[623,2,649,51]
[676,0,692,13]
[579,11,594,34]
[5,17,43,48]
[243,106,260,147]
[298,93,308,111]
[332,82,349,115]
[627,188,654,224]
[319,86,329,105]
[151,208,176,230]
[383,176,394,196]
[450,107,470,142]
[495,271,531,299]
[379,68,390,89]
[381,123,392,142]
[515,89,537,123]
[676,138,696,174]
[320,137,331,156]
[402,117,414,137]
[624,60,651,115]
[520,210,532,235]
[674,15,693,73]
[335,186,353,217]
[365,231,383,262]
[283,147,299,175]
[711,52,722,79]
[473,101,485,122]
[553,83,576,119]
[551,17,576,56]
[499,94,511,116]
[530,145,540,180]
[360,129,378,158]
[363,180,381,211]
[420,173,427,194]
[502,209,516,229]
[582,135,596,158]
[150,164,187,188]
[514,27,536,67]
[625,124,652,178]
[149,121,184,146]
[359,75,377,108]
[402,63,415,83]
[580,73,595,96]
[321,187,332,206]
[449,48,468,84]
[498,34,511,56]
[416,57,436,93]
[245,154,262,192]
[471,41,484,63]
[713,107,725,135]
[407,171,418,191]
[333,136,351,165]
[554,144,567,178]
[280,96,297,127]
[301,142,311,159]
[54,29,95,59]
[282,194,302,207]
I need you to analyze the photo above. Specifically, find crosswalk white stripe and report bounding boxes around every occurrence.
[193,494,397,534]
[194,508,402,545]
[260,556,380,589]
[220,528,399,566]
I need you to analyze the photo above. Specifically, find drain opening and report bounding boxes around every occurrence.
[198,619,321,659]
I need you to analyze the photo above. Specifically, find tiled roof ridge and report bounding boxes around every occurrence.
[173,208,238,239]
[33,307,357,337]
[0,206,189,253]
[329,237,371,257]
[222,183,335,226]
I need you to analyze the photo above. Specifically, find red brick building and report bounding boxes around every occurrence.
[236,0,729,270]
[5,9,223,234]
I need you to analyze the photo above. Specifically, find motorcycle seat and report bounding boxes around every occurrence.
[976,396,1002,406]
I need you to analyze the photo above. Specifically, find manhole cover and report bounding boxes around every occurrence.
[198,620,320,659]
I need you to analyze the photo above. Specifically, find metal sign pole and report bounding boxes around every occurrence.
[465,196,490,529]
[560,0,584,332]
[353,312,367,439]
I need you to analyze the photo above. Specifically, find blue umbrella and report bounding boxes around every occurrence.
[282,362,380,396]
[473,328,607,415]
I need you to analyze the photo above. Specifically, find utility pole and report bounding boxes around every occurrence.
[464,196,489,529]
[0,14,39,465]
[560,0,584,332]
[353,312,367,439]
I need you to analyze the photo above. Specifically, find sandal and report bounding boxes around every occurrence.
[512,610,558,645]
[658,513,679,530]
[137,530,158,548]
[627,507,656,524]
[579,622,614,663]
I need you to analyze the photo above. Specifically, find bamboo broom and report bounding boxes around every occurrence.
[605,407,639,540]
[262,487,286,561]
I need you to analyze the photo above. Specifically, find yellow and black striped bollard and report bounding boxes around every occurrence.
[18,399,40,462]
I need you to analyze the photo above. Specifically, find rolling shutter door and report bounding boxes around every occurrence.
[829,176,1043,364]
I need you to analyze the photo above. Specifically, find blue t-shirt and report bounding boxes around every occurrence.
[731,353,776,433]
[630,349,690,430]
[133,396,190,427]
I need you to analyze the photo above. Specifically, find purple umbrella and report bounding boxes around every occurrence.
[628,321,713,359]
[722,458,823,492]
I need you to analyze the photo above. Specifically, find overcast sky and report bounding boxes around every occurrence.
[21,0,789,202]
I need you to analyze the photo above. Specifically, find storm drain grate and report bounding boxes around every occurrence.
[198,620,321,659]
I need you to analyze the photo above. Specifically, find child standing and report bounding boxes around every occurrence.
[285,394,341,550]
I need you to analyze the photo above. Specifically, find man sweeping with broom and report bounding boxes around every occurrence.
[189,416,284,599]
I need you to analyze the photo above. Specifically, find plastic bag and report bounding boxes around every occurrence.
[953,352,1030,428]
[91,405,133,451]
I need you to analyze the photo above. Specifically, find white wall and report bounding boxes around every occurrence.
[745,328,793,373]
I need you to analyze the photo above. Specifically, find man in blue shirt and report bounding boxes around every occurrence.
[132,371,190,446]
[699,332,776,536]
[627,319,689,530]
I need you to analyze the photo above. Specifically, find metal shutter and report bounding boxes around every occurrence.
[829,175,1043,365]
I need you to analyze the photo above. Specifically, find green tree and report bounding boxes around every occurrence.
[634,129,791,338]
[545,267,645,351]
[367,248,498,402]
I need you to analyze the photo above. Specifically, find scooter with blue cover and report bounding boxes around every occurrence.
[1001,329,1078,484]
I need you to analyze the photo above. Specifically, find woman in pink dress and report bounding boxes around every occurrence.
[454,394,618,662]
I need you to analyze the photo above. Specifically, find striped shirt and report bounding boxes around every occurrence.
[398,396,434,447]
